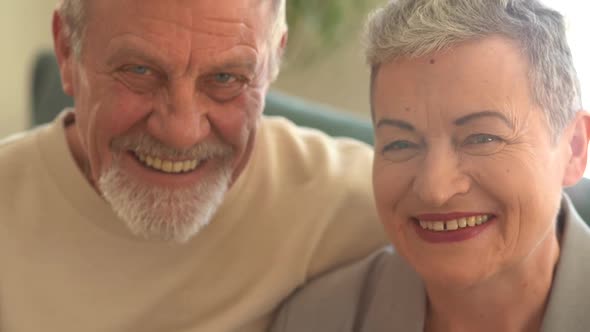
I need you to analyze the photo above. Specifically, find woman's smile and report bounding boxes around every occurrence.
[412,213,496,243]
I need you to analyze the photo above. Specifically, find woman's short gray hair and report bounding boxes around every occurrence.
[365,0,582,137]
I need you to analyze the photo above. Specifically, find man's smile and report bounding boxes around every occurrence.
[134,151,202,174]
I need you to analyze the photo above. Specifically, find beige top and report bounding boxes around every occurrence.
[271,196,590,332]
[0,111,387,332]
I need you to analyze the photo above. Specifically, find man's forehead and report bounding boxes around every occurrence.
[88,0,273,49]
[89,0,274,22]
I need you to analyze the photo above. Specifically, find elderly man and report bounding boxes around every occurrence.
[0,0,387,331]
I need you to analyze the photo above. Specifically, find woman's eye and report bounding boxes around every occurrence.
[464,134,501,145]
[380,140,420,162]
[383,140,418,152]
[462,134,505,155]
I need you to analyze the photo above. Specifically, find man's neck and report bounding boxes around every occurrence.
[423,228,560,332]
[64,116,96,189]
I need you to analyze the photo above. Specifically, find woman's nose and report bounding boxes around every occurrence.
[412,148,471,207]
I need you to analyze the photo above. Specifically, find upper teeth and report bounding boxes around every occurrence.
[135,152,201,174]
[418,215,491,232]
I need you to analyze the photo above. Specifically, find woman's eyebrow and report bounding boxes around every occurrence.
[454,110,514,129]
[375,118,416,132]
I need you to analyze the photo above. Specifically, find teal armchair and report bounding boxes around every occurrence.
[30,51,589,223]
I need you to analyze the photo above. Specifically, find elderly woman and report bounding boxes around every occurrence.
[271,0,590,331]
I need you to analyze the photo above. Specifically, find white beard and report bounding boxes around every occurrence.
[98,137,234,243]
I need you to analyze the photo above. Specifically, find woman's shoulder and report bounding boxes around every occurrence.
[270,247,401,332]
[542,196,590,331]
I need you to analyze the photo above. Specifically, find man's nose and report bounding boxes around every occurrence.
[147,83,211,149]
[412,148,471,207]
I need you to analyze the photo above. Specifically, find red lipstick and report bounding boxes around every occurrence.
[415,212,488,221]
[412,213,495,243]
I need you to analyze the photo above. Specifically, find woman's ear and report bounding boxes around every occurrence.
[562,111,590,187]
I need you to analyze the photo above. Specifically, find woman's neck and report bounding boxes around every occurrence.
[423,229,560,332]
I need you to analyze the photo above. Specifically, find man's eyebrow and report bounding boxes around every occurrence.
[106,46,162,67]
[375,118,416,132]
[207,58,258,73]
[454,110,514,129]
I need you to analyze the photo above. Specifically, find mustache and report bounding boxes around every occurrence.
[110,133,234,160]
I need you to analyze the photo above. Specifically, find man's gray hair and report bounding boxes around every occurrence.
[365,0,582,137]
[57,0,86,56]
[57,0,286,78]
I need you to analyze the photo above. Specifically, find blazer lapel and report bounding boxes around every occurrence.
[541,195,590,332]
[360,250,426,332]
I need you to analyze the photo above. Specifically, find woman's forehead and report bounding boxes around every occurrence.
[372,37,534,121]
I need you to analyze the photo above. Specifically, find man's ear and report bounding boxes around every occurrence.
[268,30,288,81]
[562,111,590,187]
[278,30,288,57]
[52,10,75,97]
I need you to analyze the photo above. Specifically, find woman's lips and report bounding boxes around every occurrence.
[412,213,496,243]
[416,214,493,231]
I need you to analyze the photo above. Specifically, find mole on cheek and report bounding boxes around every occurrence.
[429,59,436,64]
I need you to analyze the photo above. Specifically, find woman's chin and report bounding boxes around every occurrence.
[418,265,496,292]
[400,251,498,292]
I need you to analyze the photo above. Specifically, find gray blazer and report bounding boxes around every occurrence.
[271,196,590,332]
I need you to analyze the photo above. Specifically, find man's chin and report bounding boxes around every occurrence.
[98,164,231,243]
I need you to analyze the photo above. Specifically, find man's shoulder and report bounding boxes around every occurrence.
[0,126,44,175]
[0,126,50,218]
[0,128,38,152]
[257,116,373,184]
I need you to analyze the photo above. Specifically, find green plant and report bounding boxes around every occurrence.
[285,0,376,63]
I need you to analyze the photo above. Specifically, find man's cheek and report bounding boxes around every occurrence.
[102,91,155,135]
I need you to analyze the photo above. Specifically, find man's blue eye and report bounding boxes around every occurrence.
[129,66,150,75]
[214,73,235,83]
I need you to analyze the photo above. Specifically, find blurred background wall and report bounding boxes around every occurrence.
[1,1,57,137]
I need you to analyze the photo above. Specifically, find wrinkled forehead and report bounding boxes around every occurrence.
[371,37,535,123]
[86,0,277,35]
[81,0,279,66]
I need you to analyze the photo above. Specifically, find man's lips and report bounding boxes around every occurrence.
[131,150,204,174]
